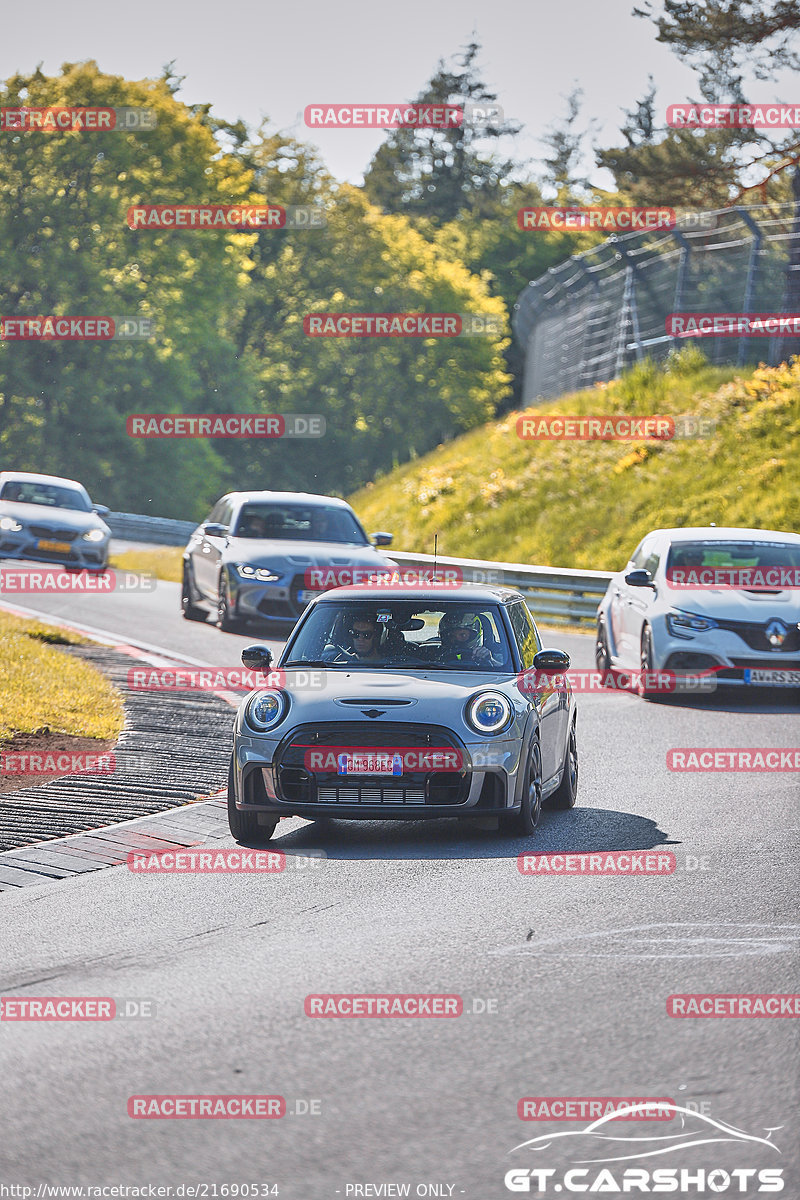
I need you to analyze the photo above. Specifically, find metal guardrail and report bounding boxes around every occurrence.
[107,513,611,625]
[106,511,197,545]
[389,550,611,626]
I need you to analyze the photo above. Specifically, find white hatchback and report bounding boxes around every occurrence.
[596,527,800,695]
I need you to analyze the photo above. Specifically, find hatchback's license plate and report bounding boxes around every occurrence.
[744,668,800,686]
[338,753,403,776]
[37,539,71,554]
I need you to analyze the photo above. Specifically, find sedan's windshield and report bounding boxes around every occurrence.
[232,503,368,545]
[0,480,91,512]
[284,600,514,671]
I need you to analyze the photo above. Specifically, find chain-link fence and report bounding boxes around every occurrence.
[513,202,800,403]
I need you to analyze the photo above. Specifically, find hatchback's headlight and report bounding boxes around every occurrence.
[246,689,288,732]
[666,610,718,638]
[82,529,106,542]
[466,691,513,734]
[0,516,23,532]
[234,563,282,583]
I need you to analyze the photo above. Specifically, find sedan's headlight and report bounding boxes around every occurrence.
[233,563,283,583]
[666,610,719,639]
[0,516,23,532]
[246,689,288,732]
[466,691,513,734]
[82,529,106,542]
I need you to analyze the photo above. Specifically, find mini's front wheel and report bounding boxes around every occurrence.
[227,757,278,844]
[500,738,543,836]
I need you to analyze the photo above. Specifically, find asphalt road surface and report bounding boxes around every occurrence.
[1,572,798,1198]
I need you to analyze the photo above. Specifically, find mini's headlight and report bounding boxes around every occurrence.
[666,610,718,638]
[466,691,513,734]
[0,516,23,532]
[246,689,288,732]
[234,563,282,583]
[82,529,106,542]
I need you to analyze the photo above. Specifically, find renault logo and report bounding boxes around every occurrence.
[765,619,788,648]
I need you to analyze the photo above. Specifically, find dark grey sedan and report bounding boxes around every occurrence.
[227,584,578,842]
[0,471,111,571]
[181,490,395,632]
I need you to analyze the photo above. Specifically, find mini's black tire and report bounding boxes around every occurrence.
[227,757,278,844]
[500,737,543,836]
[546,716,578,809]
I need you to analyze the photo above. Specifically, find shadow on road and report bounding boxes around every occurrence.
[643,687,799,714]
[262,806,678,862]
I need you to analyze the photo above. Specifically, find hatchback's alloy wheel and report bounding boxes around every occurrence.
[595,618,611,671]
[639,625,658,700]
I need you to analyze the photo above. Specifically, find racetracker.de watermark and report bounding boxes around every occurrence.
[303,313,501,337]
[667,748,800,772]
[518,1098,676,1120]
[304,747,465,773]
[128,1096,284,1119]
[517,852,676,875]
[0,316,154,340]
[666,565,800,589]
[517,207,677,232]
[304,994,462,1017]
[126,667,326,692]
[1,996,156,1019]
[667,312,800,337]
[304,102,503,129]
[1,752,116,777]
[667,994,800,1017]
[126,414,325,438]
[126,204,325,230]
[517,668,718,695]
[303,566,479,589]
[0,106,156,131]
[667,103,800,128]
[0,569,156,593]
[127,849,326,873]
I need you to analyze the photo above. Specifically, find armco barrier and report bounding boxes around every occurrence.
[106,513,612,625]
[389,550,611,626]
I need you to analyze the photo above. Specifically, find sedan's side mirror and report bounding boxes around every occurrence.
[93,503,110,517]
[532,648,571,672]
[241,645,274,674]
[625,569,656,589]
[371,531,393,547]
[204,522,229,538]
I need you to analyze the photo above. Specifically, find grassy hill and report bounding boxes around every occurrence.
[349,348,800,573]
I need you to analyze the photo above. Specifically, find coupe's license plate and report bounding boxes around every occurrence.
[37,539,71,554]
[297,590,323,604]
[338,753,403,776]
[744,668,800,686]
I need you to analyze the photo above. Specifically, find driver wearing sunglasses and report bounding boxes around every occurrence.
[347,615,383,660]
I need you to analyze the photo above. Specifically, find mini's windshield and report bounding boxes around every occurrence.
[232,503,368,545]
[0,480,91,512]
[283,600,514,671]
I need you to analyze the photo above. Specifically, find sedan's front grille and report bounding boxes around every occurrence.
[715,618,800,653]
[29,526,80,542]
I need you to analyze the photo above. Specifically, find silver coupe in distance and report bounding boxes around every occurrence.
[227,584,578,842]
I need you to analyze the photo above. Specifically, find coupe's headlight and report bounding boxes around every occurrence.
[466,691,513,734]
[0,516,23,532]
[666,610,718,638]
[82,529,106,542]
[246,689,288,732]
[234,563,283,583]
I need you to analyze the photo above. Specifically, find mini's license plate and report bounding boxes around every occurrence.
[338,753,403,776]
[744,668,800,686]
[37,539,72,554]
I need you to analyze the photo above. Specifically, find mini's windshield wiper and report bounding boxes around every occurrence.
[282,659,339,668]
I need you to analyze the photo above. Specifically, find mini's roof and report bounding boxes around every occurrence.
[312,583,524,604]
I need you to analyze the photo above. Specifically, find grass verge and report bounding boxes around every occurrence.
[111,546,183,582]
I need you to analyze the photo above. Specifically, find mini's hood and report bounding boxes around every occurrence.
[222,537,393,571]
[0,500,107,533]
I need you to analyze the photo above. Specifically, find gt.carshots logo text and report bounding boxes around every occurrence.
[126,414,325,438]
[305,994,462,1017]
[518,207,676,231]
[504,1168,784,1193]
[518,1098,676,1120]
[303,313,501,337]
[667,748,800,771]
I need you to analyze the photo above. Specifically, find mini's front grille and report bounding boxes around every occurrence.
[317,784,426,805]
[29,526,79,542]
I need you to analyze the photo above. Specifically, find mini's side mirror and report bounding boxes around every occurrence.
[204,522,229,538]
[625,569,655,588]
[93,504,110,517]
[371,531,393,547]
[532,648,571,672]
[242,645,274,674]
